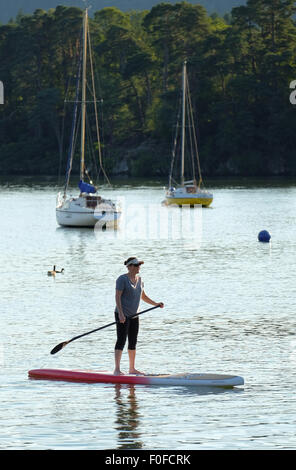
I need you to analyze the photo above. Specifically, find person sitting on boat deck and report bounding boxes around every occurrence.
[114,256,164,376]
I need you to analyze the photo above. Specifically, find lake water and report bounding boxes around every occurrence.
[1,177,296,450]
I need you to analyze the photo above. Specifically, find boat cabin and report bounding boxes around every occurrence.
[84,195,102,208]
[185,185,197,194]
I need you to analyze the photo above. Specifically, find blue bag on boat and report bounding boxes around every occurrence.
[79,180,96,194]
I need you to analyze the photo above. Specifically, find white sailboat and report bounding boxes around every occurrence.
[165,61,213,207]
[56,8,121,228]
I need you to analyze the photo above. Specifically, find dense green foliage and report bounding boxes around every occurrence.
[0,0,296,179]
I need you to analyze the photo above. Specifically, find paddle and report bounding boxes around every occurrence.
[50,305,160,355]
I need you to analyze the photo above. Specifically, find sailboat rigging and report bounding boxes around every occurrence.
[165,61,213,207]
[56,8,121,228]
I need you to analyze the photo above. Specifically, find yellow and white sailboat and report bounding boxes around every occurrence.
[165,61,213,207]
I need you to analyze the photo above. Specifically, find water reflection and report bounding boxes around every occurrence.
[114,384,143,450]
[172,385,244,396]
[113,382,243,450]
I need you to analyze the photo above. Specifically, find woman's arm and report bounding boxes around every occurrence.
[115,289,126,323]
[141,290,164,308]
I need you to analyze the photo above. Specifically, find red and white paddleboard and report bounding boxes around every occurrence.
[28,369,244,388]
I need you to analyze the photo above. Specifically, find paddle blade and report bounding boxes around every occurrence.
[50,341,69,355]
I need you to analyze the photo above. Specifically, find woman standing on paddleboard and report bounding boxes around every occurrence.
[114,257,164,376]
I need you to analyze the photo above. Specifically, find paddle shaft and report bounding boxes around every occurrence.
[51,305,160,354]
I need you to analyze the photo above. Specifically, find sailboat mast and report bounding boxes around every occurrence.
[80,8,88,181]
[181,60,187,186]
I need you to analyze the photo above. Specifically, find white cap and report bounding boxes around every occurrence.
[126,258,144,267]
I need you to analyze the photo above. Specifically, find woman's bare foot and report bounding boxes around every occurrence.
[129,369,145,375]
[113,369,125,376]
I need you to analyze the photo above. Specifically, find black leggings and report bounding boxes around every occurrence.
[115,312,139,351]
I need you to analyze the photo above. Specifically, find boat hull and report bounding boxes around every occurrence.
[56,208,120,228]
[166,196,213,207]
[28,369,244,388]
[56,208,96,227]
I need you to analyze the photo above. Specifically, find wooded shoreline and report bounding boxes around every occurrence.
[0,1,296,179]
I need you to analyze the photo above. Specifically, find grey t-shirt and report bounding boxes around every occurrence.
[115,274,144,318]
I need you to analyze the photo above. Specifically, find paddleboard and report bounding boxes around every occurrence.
[28,369,244,388]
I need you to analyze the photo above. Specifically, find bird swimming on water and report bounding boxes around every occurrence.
[47,266,64,276]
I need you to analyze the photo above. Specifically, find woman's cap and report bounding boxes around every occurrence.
[125,257,144,267]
